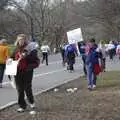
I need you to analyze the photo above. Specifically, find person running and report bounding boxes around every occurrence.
[0,39,10,88]
[78,41,87,76]
[107,41,115,60]
[41,43,50,65]
[86,38,102,90]
[65,44,77,72]
[11,34,40,112]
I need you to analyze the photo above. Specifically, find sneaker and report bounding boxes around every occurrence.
[88,87,92,91]
[29,110,36,115]
[88,85,92,91]
[30,103,35,109]
[93,85,96,89]
[87,85,91,89]
[17,108,24,112]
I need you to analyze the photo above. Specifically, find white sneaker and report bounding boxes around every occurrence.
[93,85,96,88]
[30,103,35,109]
[17,108,24,112]
[29,110,36,115]
[88,85,91,89]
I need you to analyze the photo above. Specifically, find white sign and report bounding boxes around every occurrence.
[67,28,83,44]
[5,60,18,76]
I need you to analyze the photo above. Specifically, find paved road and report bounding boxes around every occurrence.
[0,54,120,109]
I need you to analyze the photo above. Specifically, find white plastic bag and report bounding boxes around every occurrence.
[5,60,18,76]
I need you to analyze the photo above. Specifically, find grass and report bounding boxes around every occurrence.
[96,71,120,89]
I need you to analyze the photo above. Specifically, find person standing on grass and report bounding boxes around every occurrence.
[41,43,50,66]
[0,39,10,88]
[86,38,102,90]
[11,34,40,112]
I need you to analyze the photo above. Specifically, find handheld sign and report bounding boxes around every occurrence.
[67,28,83,44]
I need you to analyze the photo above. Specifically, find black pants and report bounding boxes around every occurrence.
[0,64,5,83]
[15,70,34,109]
[102,58,106,71]
[61,52,65,66]
[69,63,74,71]
[109,49,114,60]
[42,52,48,65]
[82,55,87,75]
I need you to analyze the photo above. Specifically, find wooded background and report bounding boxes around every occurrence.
[0,0,120,50]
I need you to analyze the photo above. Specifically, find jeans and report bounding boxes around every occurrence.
[87,63,96,87]
[0,64,5,83]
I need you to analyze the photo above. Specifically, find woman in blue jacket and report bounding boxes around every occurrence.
[86,39,102,90]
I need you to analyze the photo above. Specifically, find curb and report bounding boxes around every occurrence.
[0,74,83,111]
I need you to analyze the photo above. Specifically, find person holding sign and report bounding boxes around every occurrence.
[0,39,10,88]
[11,34,40,112]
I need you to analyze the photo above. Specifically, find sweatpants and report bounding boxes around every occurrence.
[15,70,34,109]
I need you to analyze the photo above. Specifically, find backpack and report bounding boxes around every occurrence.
[66,45,75,59]
[27,50,40,69]
[67,45,74,53]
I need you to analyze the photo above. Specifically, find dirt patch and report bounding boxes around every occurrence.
[1,71,120,120]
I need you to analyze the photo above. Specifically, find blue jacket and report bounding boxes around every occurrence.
[86,45,99,65]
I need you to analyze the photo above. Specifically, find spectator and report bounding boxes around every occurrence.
[0,39,10,88]
[86,38,102,90]
[11,34,40,112]
[98,41,107,72]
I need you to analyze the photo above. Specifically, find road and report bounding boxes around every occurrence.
[0,54,120,109]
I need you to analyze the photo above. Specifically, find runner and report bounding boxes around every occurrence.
[41,43,50,66]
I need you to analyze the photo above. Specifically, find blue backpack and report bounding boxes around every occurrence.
[67,45,74,53]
